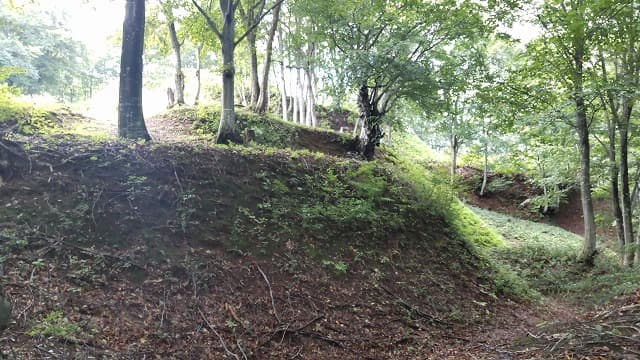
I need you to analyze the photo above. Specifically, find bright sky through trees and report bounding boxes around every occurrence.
[32,1,123,55]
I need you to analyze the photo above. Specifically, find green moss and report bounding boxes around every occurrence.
[0,97,61,134]
[448,202,505,248]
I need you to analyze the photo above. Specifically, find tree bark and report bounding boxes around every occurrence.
[257,2,281,114]
[118,0,151,141]
[292,70,299,123]
[247,31,260,108]
[480,142,488,196]
[279,61,288,122]
[167,20,185,105]
[217,0,242,144]
[194,42,204,105]
[608,115,625,253]
[450,134,458,181]
[619,105,635,266]
[296,68,306,124]
[356,85,384,160]
[305,66,317,127]
[574,39,597,264]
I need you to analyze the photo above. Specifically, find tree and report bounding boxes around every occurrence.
[533,0,603,264]
[592,1,639,266]
[0,5,96,101]
[181,2,219,105]
[192,0,283,144]
[256,1,282,113]
[118,0,151,140]
[160,0,186,106]
[294,0,487,159]
[431,40,489,179]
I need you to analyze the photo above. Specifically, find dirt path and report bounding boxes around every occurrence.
[62,110,200,142]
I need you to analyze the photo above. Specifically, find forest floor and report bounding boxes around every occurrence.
[0,108,638,359]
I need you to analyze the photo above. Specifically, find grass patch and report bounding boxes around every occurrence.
[471,206,640,307]
[28,310,82,342]
[164,105,354,152]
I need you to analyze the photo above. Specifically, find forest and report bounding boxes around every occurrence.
[0,0,639,358]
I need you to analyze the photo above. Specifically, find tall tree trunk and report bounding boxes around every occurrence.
[257,2,281,113]
[450,134,458,181]
[305,66,317,127]
[247,31,260,108]
[118,0,151,140]
[574,41,597,264]
[608,116,625,254]
[167,20,185,105]
[217,0,241,144]
[292,71,299,123]
[619,108,635,266]
[480,142,488,196]
[296,68,306,124]
[194,42,204,105]
[598,53,625,257]
[279,61,288,122]
[356,85,383,160]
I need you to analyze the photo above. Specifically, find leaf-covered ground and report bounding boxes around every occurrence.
[0,108,638,359]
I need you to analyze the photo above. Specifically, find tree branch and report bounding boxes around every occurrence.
[192,0,222,40]
[234,0,283,47]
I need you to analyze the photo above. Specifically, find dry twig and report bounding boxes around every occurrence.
[256,264,280,323]
[198,306,240,360]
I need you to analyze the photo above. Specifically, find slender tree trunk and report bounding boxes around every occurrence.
[305,66,317,127]
[352,116,360,137]
[257,2,281,113]
[450,134,458,181]
[598,54,625,256]
[480,142,488,196]
[574,46,597,263]
[247,31,260,108]
[217,1,241,144]
[619,110,635,266]
[296,68,306,124]
[118,0,151,140]
[167,20,185,105]
[292,71,299,123]
[608,116,625,253]
[194,42,204,105]
[279,61,288,122]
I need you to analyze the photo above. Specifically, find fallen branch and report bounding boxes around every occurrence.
[198,306,240,360]
[263,315,343,347]
[256,264,280,323]
[60,242,147,270]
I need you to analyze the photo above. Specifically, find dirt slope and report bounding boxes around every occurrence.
[0,133,541,359]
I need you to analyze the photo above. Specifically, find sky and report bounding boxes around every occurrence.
[40,0,124,55]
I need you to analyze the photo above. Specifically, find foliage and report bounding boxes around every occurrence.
[28,310,82,341]
[0,6,104,101]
